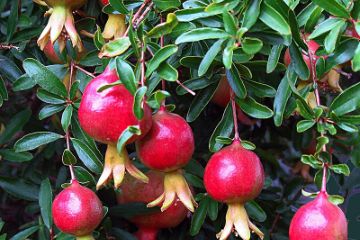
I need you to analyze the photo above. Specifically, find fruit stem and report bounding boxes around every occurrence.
[160,17,166,107]
[66,62,76,181]
[230,90,240,141]
[308,43,328,193]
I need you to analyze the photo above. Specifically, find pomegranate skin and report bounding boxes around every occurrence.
[204,141,264,203]
[212,76,231,108]
[117,171,188,230]
[52,180,103,237]
[99,0,109,5]
[289,192,348,240]
[43,41,63,64]
[136,110,195,172]
[78,67,152,144]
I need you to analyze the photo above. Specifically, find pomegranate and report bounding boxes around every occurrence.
[43,40,64,64]
[136,108,197,212]
[204,140,265,240]
[289,192,348,240]
[79,66,152,189]
[36,0,86,52]
[52,180,103,239]
[117,171,189,240]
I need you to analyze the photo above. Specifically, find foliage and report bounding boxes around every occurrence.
[0,0,360,239]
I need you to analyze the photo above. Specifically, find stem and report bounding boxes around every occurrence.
[123,0,152,36]
[74,64,95,78]
[67,62,76,181]
[160,18,166,106]
[133,2,154,29]
[0,44,19,50]
[140,43,146,87]
[230,90,240,141]
[308,46,328,193]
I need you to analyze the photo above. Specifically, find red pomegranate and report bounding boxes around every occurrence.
[43,40,64,64]
[99,0,109,5]
[79,66,152,189]
[117,171,189,240]
[204,140,265,240]
[289,192,348,240]
[136,108,197,212]
[52,180,103,238]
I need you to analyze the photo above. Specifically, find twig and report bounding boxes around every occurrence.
[74,64,96,78]
[123,0,151,36]
[0,44,19,50]
[133,2,154,29]
[140,43,146,86]
[230,90,240,141]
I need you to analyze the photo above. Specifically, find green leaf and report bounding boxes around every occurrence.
[301,154,322,169]
[117,126,141,152]
[259,2,291,36]
[62,149,77,166]
[316,136,329,153]
[190,197,210,236]
[37,89,66,104]
[0,176,39,201]
[236,96,273,119]
[215,136,233,145]
[328,195,344,205]
[157,62,178,82]
[330,82,360,116]
[325,39,359,72]
[312,0,350,18]
[99,37,131,58]
[147,90,170,109]
[175,28,230,44]
[308,18,345,39]
[39,105,66,120]
[146,45,178,77]
[0,76,8,102]
[14,132,63,152]
[0,149,33,163]
[223,40,235,69]
[242,0,262,30]
[245,200,267,222]
[288,9,307,51]
[209,104,234,152]
[72,139,103,174]
[289,42,310,80]
[94,25,105,50]
[330,164,350,176]
[225,66,247,99]
[9,226,39,240]
[198,39,225,76]
[109,0,128,13]
[6,0,18,41]
[39,179,52,230]
[133,86,147,120]
[175,8,216,22]
[222,11,237,35]
[186,83,218,122]
[116,58,137,95]
[61,105,73,132]
[23,59,67,97]
[304,6,323,33]
[176,76,220,95]
[207,198,218,221]
[242,38,263,55]
[147,13,178,38]
[324,22,344,54]
[0,108,31,145]
[74,166,96,185]
[352,43,360,72]
[244,80,276,98]
[153,0,181,11]
[337,122,358,133]
[241,140,256,150]
[297,119,316,133]
[267,45,283,73]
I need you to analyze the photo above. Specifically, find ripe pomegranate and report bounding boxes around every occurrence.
[52,180,103,239]
[36,0,86,52]
[204,140,265,240]
[136,108,197,212]
[79,66,152,189]
[117,171,189,240]
[289,192,348,240]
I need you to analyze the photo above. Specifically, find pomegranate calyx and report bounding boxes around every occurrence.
[147,170,197,212]
[217,203,264,240]
[96,144,148,190]
[102,14,127,40]
[75,235,95,240]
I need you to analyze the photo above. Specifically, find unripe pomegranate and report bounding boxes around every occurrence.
[79,66,152,189]
[117,171,189,240]
[136,108,197,212]
[36,0,86,52]
[52,180,103,239]
[204,140,265,240]
[289,192,348,240]
[43,41,64,64]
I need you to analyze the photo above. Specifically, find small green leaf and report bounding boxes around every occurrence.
[198,39,225,76]
[146,45,178,77]
[236,96,273,119]
[39,179,52,230]
[330,164,350,176]
[242,38,263,55]
[297,119,316,133]
[267,45,283,73]
[147,13,178,38]
[62,149,77,166]
[157,62,178,82]
[215,136,233,145]
[61,105,73,132]
[337,122,358,133]
[15,132,63,152]
[241,140,256,150]
[116,58,137,94]
[0,149,33,162]
[190,197,210,236]
[175,28,230,44]
[259,2,291,36]
[9,226,39,240]
[245,200,267,222]
[133,86,147,120]
[316,136,329,153]
[312,0,350,18]
[109,0,128,14]
[39,105,66,120]
[289,42,310,80]
[99,37,131,58]
[222,11,237,35]
[226,66,247,99]
[117,126,141,152]
[301,154,322,169]
[72,139,103,174]
[242,0,262,30]
[330,81,360,116]
[223,40,235,69]
[328,195,344,205]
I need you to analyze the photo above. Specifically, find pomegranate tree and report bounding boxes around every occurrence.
[136,107,197,212]
[117,171,189,240]
[35,0,86,52]
[204,140,265,240]
[52,180,104,239]
[78,66,152,189]
[289,192,347,239]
